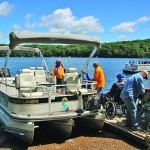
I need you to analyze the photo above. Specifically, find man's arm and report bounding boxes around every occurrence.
[137,77,145,95]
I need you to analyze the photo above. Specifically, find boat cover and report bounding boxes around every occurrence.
[0,46,40,53]
[9,32,100,49]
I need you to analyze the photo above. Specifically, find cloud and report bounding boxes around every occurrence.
[23,13,36,29]
[137,16,150,22]
[118,35,126,39]
[11,8,103,35]
[12,23,36,33]
[117,35,128,41]
[110,16,150,33]
[0,32,5,39]
[111,22,137,32]
[39,8,104,34]
[24,22,36,29]
[12,13,36,32]
[24,13,34,19]
[24,13,36,29]
[40,8,74,28]
[0,1,13,16]
[12,24,22,32]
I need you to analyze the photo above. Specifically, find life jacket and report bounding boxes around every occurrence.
[54,64,66,75]
[51,64,66,79]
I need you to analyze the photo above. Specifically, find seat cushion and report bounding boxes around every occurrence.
[80,88,88,93]
[20,92,43,97]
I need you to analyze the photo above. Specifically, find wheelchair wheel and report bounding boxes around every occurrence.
[99,94,111,108]
[121,104,127,114]
[105,100,116,119]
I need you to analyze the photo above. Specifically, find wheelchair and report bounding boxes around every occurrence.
[139,106,150,133]
[138,90,150,133]
[99,94,126,119]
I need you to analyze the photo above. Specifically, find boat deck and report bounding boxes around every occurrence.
[105,117,150,147]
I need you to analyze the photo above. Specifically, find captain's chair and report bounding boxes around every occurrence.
[16,69,43,97]
[35,67,47,84]
[30,67,36,75]
[63,68,81,92]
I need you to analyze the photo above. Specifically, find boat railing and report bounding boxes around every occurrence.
[0,80,49,97]
[138,64,150,65]
[125,63,150,70]
[0,80,18,96]
[0,76,96,95]
[131,64,138,70]
[48,81,96,94]
[47,81,97,113]
[82,80,96,89]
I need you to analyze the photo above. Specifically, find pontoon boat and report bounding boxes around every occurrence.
[123,62,150,74]
[0,32,105,144]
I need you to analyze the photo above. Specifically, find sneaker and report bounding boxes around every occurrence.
[132,126,141,131]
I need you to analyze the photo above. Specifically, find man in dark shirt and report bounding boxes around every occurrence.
[100,73,125,109]
[106,73,125,104]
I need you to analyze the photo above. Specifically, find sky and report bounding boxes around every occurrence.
[0,0,150,44]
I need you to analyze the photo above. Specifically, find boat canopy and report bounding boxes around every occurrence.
[9,32,100,50]
[0,46,40,53]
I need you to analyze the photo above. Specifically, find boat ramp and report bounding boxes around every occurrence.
[105,116,150,147]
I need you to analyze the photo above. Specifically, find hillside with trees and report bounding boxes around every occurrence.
[0,38,150,58]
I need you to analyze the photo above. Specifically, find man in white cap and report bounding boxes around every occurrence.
[120,70,148,131]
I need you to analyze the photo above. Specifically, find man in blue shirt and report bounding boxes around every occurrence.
[120,70,148,131]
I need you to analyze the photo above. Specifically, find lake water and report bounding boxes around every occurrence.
[0,57,149,91]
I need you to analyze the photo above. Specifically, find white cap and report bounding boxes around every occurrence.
[93,62,99,66]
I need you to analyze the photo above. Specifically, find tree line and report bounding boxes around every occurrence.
[0,38,150,58]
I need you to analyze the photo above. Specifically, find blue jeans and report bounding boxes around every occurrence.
[122,97,139,128]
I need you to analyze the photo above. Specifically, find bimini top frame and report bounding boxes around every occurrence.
[1,45,49,79]
[3,32,100,81]
[8,32,100,74]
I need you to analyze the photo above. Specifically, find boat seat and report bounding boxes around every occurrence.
[20,92,44,98]
[63,68,88,93]
[47,76,56,84]
[16,69,43,97]
[35,67,47,84]
[30,67,36,75]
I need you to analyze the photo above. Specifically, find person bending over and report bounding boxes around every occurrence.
[120,70,148,131]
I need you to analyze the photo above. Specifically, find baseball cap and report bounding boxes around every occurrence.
[56,59,61,63]
[93,62,99,66]
[142,70,148,80]
[116,73,125,79]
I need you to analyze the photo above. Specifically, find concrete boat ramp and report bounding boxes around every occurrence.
[104,116,150,147]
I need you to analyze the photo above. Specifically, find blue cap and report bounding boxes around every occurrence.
[116,73,124,79]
